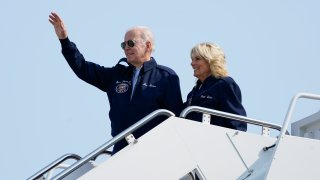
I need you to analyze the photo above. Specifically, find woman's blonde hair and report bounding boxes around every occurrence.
[190,42,228,78]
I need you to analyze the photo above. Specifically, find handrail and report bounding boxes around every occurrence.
[180,106,288,134]
[27,153,81,180]
[278,92,320,139]
[264,92,320,179]
[52,109,175,180]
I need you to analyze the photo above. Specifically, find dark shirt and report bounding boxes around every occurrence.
[60,38,183,153]
[184,76,247,131]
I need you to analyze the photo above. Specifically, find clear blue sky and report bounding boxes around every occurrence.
[1,1,320,179]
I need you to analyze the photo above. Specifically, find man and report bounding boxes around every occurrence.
[49,12,183,154]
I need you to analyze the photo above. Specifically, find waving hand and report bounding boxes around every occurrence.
[49,12,68,39]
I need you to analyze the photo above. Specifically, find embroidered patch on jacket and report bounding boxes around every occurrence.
[200,95,213,99]
[115,83,129,93]
[142,83,157,87]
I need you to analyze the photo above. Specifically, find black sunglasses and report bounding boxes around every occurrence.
[121,40,136,50]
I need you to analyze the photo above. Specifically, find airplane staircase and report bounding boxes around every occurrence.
[27,93,320,180]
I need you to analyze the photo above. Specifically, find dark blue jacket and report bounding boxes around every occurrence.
[60,38,183,153]
[184,76,247,131]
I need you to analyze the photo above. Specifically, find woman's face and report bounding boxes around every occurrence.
[191,55,211,82]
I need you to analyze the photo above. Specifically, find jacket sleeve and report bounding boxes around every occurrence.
[218,81,247,131]
[163,73,184,117]
[59,38,114,92]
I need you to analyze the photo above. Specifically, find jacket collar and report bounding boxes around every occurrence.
[118,57,157,73]
[196,75,219,88]
[141,57,157,73]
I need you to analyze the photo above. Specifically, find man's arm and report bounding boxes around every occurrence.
[48,12,113,92]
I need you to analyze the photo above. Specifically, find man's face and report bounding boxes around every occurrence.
[123,30,149,67]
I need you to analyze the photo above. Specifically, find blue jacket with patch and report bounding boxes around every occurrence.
[60,38,183,153]
[184,76,247,131]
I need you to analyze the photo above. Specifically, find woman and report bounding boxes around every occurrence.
[184,42,247,131]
